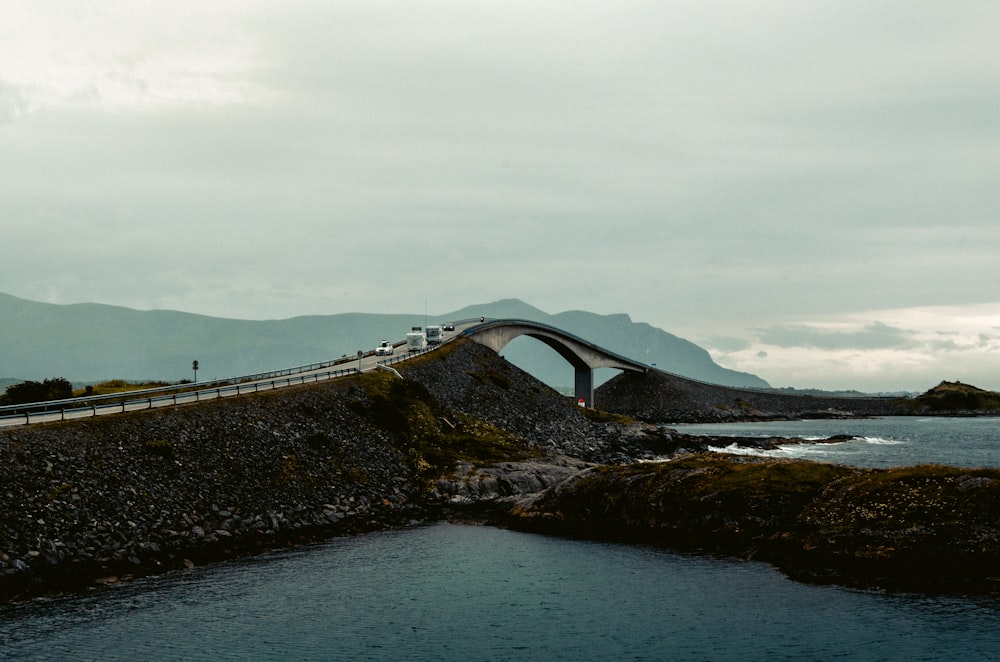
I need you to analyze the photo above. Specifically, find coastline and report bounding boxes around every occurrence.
[2,339,998,602]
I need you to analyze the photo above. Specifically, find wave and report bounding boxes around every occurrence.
[859,436,905,446]
[707,436,904,460]
[706,444,810,459]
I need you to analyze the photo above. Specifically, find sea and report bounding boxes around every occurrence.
[2,417,999,661]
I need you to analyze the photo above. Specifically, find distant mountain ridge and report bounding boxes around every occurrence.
[0,292,768,389]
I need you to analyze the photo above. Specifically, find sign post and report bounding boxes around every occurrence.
[192,360,199,383]
[357,350,363,374]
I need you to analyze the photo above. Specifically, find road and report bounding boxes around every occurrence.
[0,321,478,428]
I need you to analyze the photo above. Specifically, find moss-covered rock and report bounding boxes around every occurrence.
[903,381,1000,413]
[508,454,1000,594]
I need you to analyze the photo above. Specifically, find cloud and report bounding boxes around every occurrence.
[0,1,272,115]
[707,304,1000,391]
[757,321,915,351]
[0,78,27,122]
[1,2,999,391]
[704,336,753,353]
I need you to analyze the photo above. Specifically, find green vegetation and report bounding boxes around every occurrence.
[803,463,1000,531]
[576,454,853,512]
[520,454,1000,592]
[352,371,539,483]
[905,381,1000,412]
[276,454,304,484]
[581,407,633,424]
[73,379,175,397]
[47,482,75,501]
[467,353,512,390]
[0,378,73,405]
[144,438,176,460]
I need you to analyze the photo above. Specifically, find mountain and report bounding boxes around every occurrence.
[0,293,768,389]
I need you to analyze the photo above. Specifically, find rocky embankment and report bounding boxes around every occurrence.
[596,369,909,423]
[0,340,663,601]
[0,377,422,601]
[2,338,997,600]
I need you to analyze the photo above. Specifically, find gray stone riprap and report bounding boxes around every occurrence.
[399,342,678,465]
[0,379,421,600]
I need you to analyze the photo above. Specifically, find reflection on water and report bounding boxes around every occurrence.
[2,523,999,661]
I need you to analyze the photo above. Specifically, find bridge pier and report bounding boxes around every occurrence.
[575,366,593,408]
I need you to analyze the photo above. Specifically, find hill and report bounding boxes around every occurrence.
[0,292,767,389]
[903,381,1000,413]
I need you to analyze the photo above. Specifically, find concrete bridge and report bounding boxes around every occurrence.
[461,319,648,407]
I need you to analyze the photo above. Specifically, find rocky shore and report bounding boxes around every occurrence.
[2,338,998,601]
[0,340,651,601]
[596,369,910,423]
[503,456,1000,594]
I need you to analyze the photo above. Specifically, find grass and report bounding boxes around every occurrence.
[803,463,1000,530]
[74,379,175,397]
[581,407,633,424]
[905,381,1000,411]
[352,371,539,484]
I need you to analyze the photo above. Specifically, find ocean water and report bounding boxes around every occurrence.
[672,416,1000,468]
[2,418,998,661]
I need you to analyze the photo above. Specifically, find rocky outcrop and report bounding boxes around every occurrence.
[432,455,593,505]
[596,369,909,423]
[504,454,1000,594]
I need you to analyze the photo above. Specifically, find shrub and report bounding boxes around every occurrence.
[0,377,73,405]
[145,439,175,459]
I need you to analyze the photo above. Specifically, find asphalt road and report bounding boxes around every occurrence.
[0,322,477,428]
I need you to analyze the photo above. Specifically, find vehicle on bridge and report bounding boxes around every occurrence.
[375,340,394,356]
[425,325,443,345]
[406,328,427,352]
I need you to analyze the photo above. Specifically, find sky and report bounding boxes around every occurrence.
[2,1,999,393]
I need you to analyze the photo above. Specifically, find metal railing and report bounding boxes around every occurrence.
[0,318,486,427]
[0,365,362,426]
[0,352,368,416]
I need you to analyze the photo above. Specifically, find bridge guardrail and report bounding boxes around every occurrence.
[375,340,443,367]
[0,353,369,419]
[0,365,360,427]
[5,316,644,427]
[0,321,477,427]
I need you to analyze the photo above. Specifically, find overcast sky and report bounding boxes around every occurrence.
[3,1,999,392]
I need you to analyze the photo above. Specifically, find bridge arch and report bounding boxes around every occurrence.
[462,319,647,407]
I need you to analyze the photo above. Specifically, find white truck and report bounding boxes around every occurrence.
[374,340,394,356]
[406,327,427,352]
[425,325,442,345]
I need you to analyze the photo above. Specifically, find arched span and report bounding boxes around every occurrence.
[462,319,648,407]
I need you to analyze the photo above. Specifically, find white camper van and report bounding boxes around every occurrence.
[406,327,427,352]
